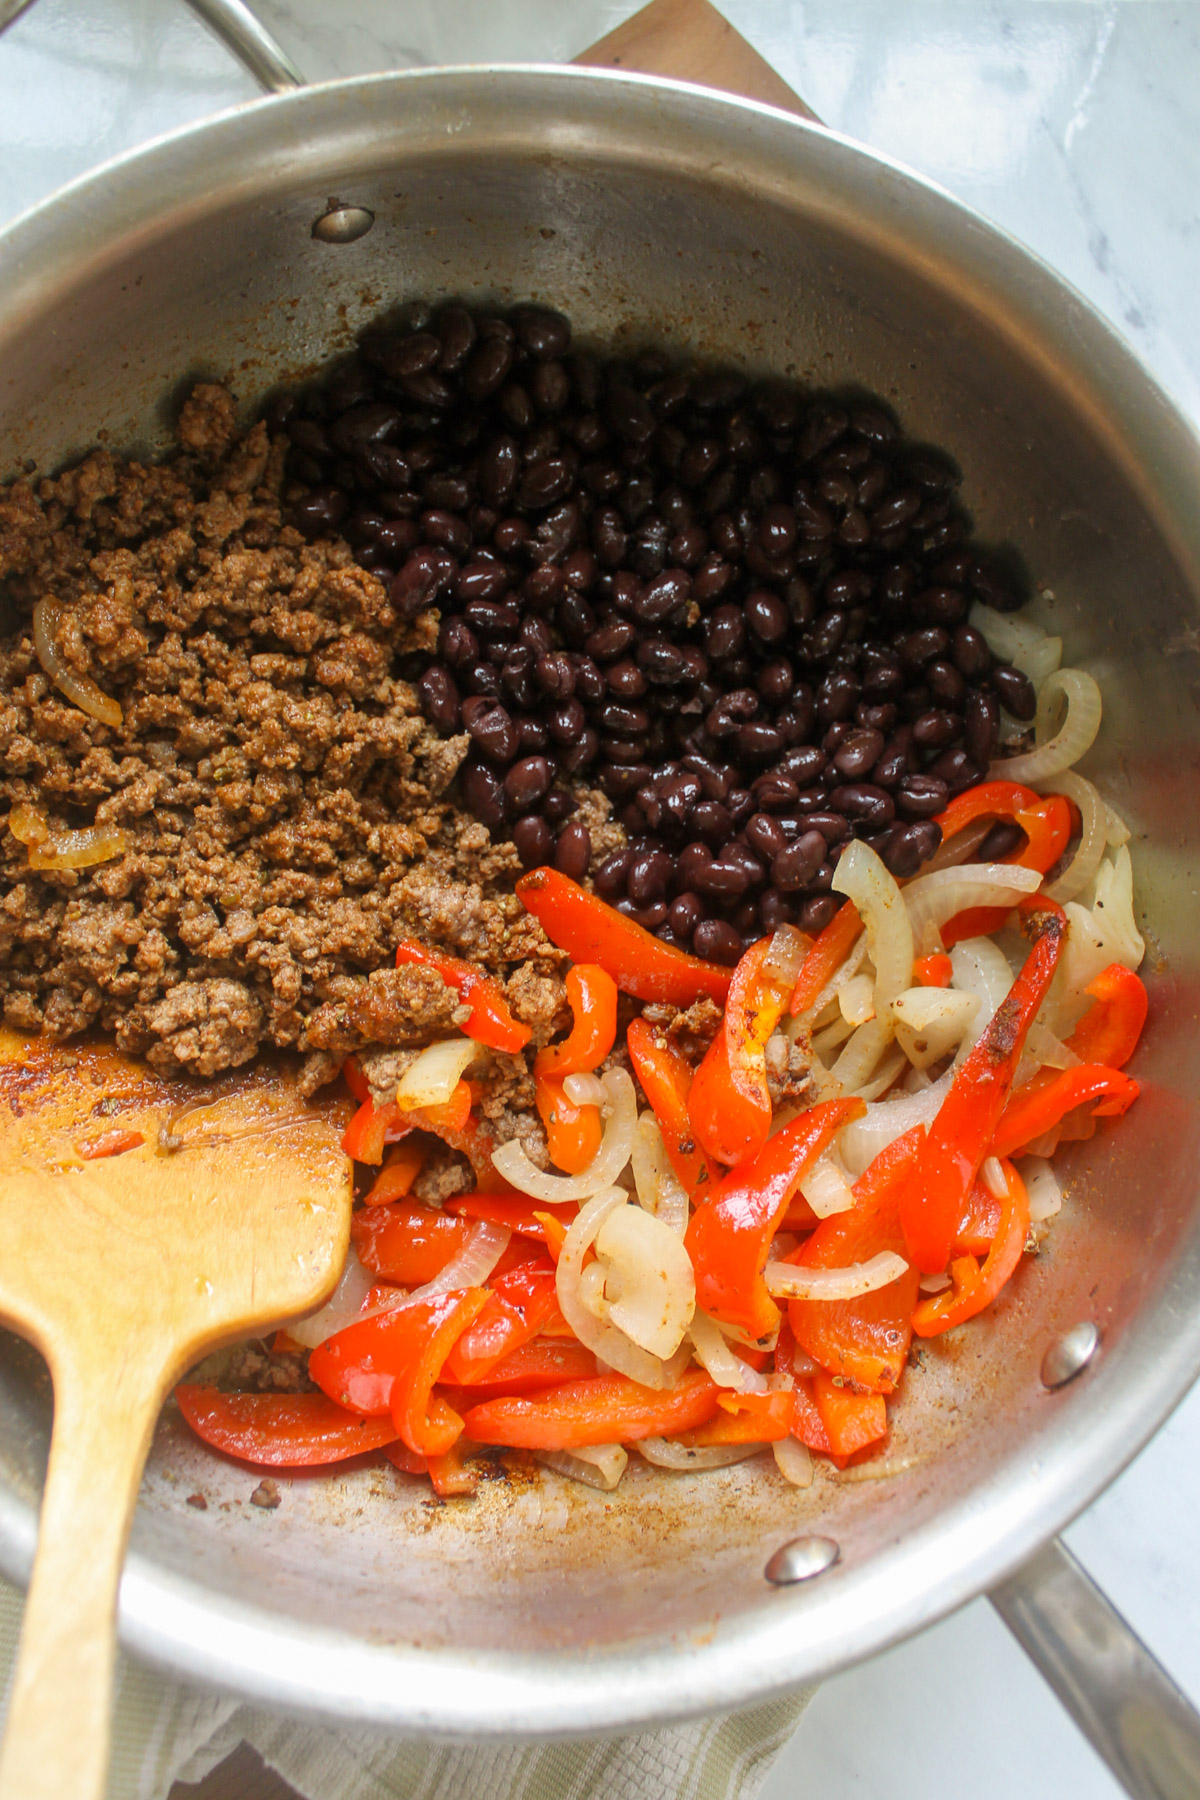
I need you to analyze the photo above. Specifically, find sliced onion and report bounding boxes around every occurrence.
[536,1444,628,1491]
[992,668,1102,784]
[979,1156,1009,1201]
[556,1187,684,1388]
[811,1014,855,1062]
[563,1071,605,1108]
[903,862,1042,955]
[287,1247,377,1349]
[1045,848,1145,1038]
[892,987,980,1070]
[855,1046,908,1102]
[1016,634,1065,694]
[1021,1156,1064,1223]
[405,1220,511,1306]
[8,800,128,871]
[762,923,809,988]
[395,1037,478,1110]
[832,839,913,1014]
[830,1016,895,1092]
[1025,1023,1080,1071]
[840,1068,952,1177]
[493,1067,637,1200]
[799,1149,857,1219]
[1091,845,1144,969]
[688,1309,768,1393]
[1041,771,1107,903]
[922,815,994,874]
[838,973,876,1026]
[949,936,1015,1054]
[794,931,869,1024]
[637,1438,762,1471]
[631,1111,689,1236]
[1105,803,1131,848]
[764,1251,908,1301]
[33,596,124,728]
[969,599,1057,667]
[773,1436,814,1488]
[918,1270,952,1294]
[593,1201,695,1358]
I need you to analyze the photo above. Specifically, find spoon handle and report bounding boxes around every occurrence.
[0,1350,166,1800]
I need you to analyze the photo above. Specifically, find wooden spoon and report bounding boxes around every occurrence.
[0,1029,352,1800]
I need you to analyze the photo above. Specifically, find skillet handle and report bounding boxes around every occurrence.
[181,0,304,93]
[991,1537,1200,1800]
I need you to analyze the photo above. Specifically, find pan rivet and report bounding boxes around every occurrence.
[1041,1321,1101,1390]
[312,201,375,245]
[765,1535,840,1586]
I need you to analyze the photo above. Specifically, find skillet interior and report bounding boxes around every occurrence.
[1,68,1199,1734]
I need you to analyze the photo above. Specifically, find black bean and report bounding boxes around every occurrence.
[456,562,511,604]
[816,670,861,722]
[951,624,991,680]
[736,722,784,762]
[830,783,895,825]
[461,759,506,828]
[554,821,592,880]
[513,306,571,359]
[693,919,744,964]
[293,486,348,537]
[636,569,692,624]
[896,627,950,671]
[754,775,799,812]
[978,820,1025,861]
[989,662,1037,721]
[534,652,575,700]
[704,603,746,662]
[691,800,733,848]
[464,337,514,401]
[572,657,607,704]
[547,699,586,743]
[771,830,827,891]
[895,773,949,818]
[833,727,886,779]
[606,657,647,698]
[439,618,479,669]
[927,747,983,794]
[927,659,967,708]
[504,755,553,813]
[598,761,652,799]
[879,822,938,879]
[800,895,839,933]
[543,790,578,826]
[803,812,852,846]
[417,665,460,731]
[964,686,1000,765]
[513,814,554,868]
[480,435,520,508]
[659,773,702,824]
[390,548,456,617]
[519,457,574,510]
[461,697,519,764]
[911,709,959,750]
[745,589,789,644]
[595,848,634,897]
[434,304,476,371]
[669,892,704,940]
[606,385,657,445]
[628,850,673,902]
[695,859,750,899]
[778,745,826,785]
[746,813,786,859]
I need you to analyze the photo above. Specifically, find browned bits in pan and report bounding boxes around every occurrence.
[286,305,1028,948]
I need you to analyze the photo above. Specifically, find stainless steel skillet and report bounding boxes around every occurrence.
[2,7,1200,1795]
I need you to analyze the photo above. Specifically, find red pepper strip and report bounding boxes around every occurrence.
[933,781,1072,876]
[461,1367,720,1451]
[425,1440,480,1498]
[786,1128,924,1395]
[912,1160,1030,1336]
[955,1179,1001,1257]
[897,896,1066,1274]
[175,1386,398,1467]
[351,1198,470,1287]
[384,1441,428,1477]
[535,1210,570,1262]
[941,906,1010,948]
[441,1337,599,1401]
[441,1260,561,1384]
[310,1289,489,1455]
[684,1098,866,1341]
[362,1142,425,1206]
[1066,964,1148,1069]
[341,1086,472,1165]
[626,1017,713,1197]
[515,868,733,1005]
[394,937,531,1052]
[535,964,619,1078]
[77,1127,145,1160]
[913,953,953,988]
[446,1193,579,1240]
[674,1389,796,1447]
[535,1075,604,1175]
[790,1377,834,1456]
[811,1374,888,1461]
[989,1064,1139,1161]
[689,937,792,1169]
[790,901,862,1017]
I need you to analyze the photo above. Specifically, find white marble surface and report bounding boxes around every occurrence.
[1,4,1199,1799]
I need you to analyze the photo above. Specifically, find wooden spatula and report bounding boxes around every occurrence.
[0,1028,352,1800]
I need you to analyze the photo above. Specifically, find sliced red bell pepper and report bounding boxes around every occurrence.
[897,896,1066,1274]
[989,1063,1139,1160]
[790,1376,834,1456]
[441,1337,599,1400]
[626,1017,713,1197]
[684,1098,866,1341]
[175,1386,398,1466]
[786,1128,924,1395]
[394,937,531,1052]
[515,867,733,1004]
[383,1440,429,1477]
[425,1440,480,1498]
[790,901,862,1017]
[446,1192,579,1240]
[677,1388,795,1445]
[934,781,1073,877]
[77,1127,145,1160]
[535,963,619,1078]
[689,937,792,1169]
[913,952,954,988]
[441,1258,561,1384]
[310,1288,489,1455]
[1065,964,1148,1069]
[955,1179,1002,1257]
[342,1055,370,1103]
[351,1197,470,1287]
[341,1085,472,1166]
[811,1373,888,1460]
[362,1142,425,1206]
[535,1075,603,1176]
[461,1367,720,1450]
[941,905,1010,948]
[912,1160,1030,1336]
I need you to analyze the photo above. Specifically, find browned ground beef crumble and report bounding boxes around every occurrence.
[0,385,621,1099]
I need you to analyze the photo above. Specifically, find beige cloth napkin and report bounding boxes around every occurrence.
[0,1577,813,1800]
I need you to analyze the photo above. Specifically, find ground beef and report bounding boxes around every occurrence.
[0,392,592,1076]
